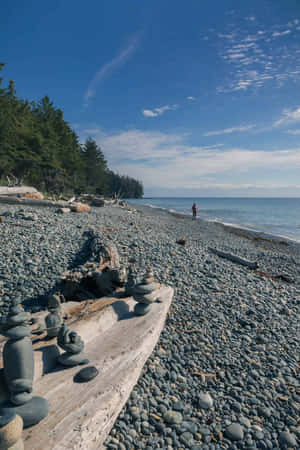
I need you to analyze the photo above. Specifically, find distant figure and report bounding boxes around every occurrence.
[192,202,197,219]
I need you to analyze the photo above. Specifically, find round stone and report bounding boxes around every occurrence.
[180,431,194,446]
[75,366,99,382]
[198,392,214,409]
[0,396,49,428]
[279,431,297,447]
[6,312,29,326]
[0,413,23,450]
[134,282,158,294]
[57,352,89,367]
[11,391,33,406]
[133,291,157,304]
[163,410,183,425]
[134,303,151,316]
[239,416,251,428]
[2,326,31,339]
[225,423,244,441]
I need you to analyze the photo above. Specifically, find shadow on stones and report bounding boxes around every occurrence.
[34,344,60,375]
[111,300,135,321]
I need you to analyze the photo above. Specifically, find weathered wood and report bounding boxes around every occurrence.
[61,236,126,300]
[20,286,174,450]
[0,186,39,195]
[0,196,70,208]
[209,247,258,269]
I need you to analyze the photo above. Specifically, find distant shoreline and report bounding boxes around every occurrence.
[128,201,300,249]
[128,198,300,245]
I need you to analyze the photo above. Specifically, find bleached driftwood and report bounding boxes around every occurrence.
[209,247,258,269]
[0,195,70,208]
[61,234,127,300]
[0,186,39,196]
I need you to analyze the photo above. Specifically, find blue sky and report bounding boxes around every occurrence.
[2,0,300,196]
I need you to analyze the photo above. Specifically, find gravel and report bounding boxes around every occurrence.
[0,202,299,449]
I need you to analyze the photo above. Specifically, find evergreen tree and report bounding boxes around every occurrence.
[0,62,143,198]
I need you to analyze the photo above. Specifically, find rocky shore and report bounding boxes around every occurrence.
[0,203,299,449]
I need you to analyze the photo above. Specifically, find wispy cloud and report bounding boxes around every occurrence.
[272,30,291,37]
[83,31,142,108]
[142,104,178,118]
[186,96,196,100]
[274,106,300,126]
[286,129,300,135]
[203,124,255,136]
[216,17,300,93]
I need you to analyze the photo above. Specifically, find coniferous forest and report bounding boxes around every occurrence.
[0,63,143,198]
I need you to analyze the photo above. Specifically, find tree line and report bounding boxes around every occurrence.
[0,63,143,198]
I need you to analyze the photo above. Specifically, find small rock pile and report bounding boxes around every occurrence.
[133,269,159,316]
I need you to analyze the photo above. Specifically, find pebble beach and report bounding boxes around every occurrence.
[0,202,299,449]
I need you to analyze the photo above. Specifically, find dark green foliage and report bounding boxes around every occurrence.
[0,63,143,198]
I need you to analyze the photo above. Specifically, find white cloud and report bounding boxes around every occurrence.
[142,110,159,118]
[227,53,245,59]
[272,30,291,37]
[83,31,141,107]
[88,128,300,192]
[187,96,196,100]
[203,124,255,136]
[142,104,177,118]
[286,129,300,135]
[274,107,300,126]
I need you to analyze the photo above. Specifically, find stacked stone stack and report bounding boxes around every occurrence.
[124,266,136,297]
[57,323,89,367]
[45,294,62,338]
[132,269,159,316]
[0,300,49,428]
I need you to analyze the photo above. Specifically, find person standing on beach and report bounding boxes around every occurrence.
[192,202,197,219]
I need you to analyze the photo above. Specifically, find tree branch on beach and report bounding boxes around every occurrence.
[208,247,258,269]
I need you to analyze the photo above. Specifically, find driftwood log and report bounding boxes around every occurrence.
[0,186,39,196]
[209,247,258,269]
[61,231,127,300]
[0,195,70,208]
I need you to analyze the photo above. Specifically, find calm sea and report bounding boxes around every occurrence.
[128,197,300,242]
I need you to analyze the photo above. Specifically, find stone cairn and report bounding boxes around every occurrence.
[132,269,159,316]
[0,299,49,428]
[124,266,136,297]
[45,294,62,338]
[57,322,89,367]
[0,412,23,450]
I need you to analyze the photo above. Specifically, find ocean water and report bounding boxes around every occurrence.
[128,197,300,241]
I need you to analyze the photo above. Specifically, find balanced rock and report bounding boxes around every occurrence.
[0,396,49,429]
[1,303,34,406]
[134,303,151,316]
[57,323,89,367]
[133,269,159,315]
[0,300,49,427]
[45,294,62,338]
[124,266,136,296]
